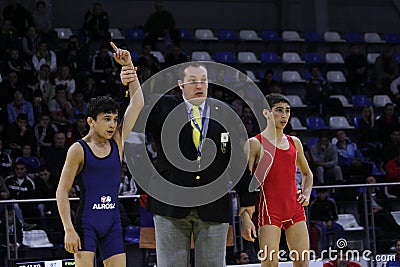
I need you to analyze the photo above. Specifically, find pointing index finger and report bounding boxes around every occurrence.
[110,41,118,52]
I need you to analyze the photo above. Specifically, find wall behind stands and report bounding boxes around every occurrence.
[0,0,399,33]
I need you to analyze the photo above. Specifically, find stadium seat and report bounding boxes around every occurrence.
[337,214,364,231]
[394,53,400,64]
[344,32,364,43]
[384,33,400,44]
[325,53,345,64]
[290,117,307,130]
[129,50,139,63]
[245,70,259,82]
[239,30,262,41]
[304,31,322,42]
[281,71,305,83]
[305,116,329,130]
[23,230,53,248]
[351,95,371,107]
[260,52,281,64]
[323,31,345,43]
[125,28,146,40]
[330,95,353,107]
[191,51,212,61]
[282,31,304,42]
[54,28,73,39]
[195,29,218,40]
[214,51,236,63]
[303,52,324,64]
[307,137,319,148]
[108,28,125,39]
[237,52,261,63]
[373,94,392,107]
[150,51,165,63]
[282,52,305,64]
[353,115,360,129]
[364,32,386,43]
[125,225,140,243]
[327,71,346,83]
[286,95,307,107]
[329,116,355,129]
[261,30,281,41]
[217,29,238,40]
[179,28,194,40]
[367,53,380,64]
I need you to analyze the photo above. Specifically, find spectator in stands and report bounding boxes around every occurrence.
[310,134,343,185]
[241,105,259,137]
[0,176,10,215]
[0,206,24,263]
[59,35,88,77]
[91,44,117,94]
[35,165,57,230]
[357,176,399,252]
[32,40,57,73]
[137,42,161,75]
[41,131,67,184]
[81,75,100,102]
[386,239,400,266]
[233,250,250,265]
[376,103,400,143]
[345,44,368,94]
[356,105,381,164]
[6,47,33,82]
[15,144,40,179]
[65,113,88,148]
[144,1,180,49]
[323,248,362,267]
[2,0,34,37]
[384,149,400,197]
[119,161,137,196]
[54,65,76,98]
[305,65,328,105]
[71,90,87,117]
[0,139,13,178]
[309,187,345,252]
[5,161,37,230]
[335,129,372,181]
[34,112,58,156]
[0,19,19,57]
[83,2,110,42]
[28,64,55,104]
[31,89,50,122]
[21,26,39,57]
[260,69,279,95]
[164,44,188,67]
[5,113,36,158]
[7,88,35,126]
[0,71,29,115]
[32,0,54,41]
[48,84,75,129]
[375,46,399,95]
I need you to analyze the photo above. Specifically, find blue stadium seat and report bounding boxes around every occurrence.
[353,115,360,129]
[393,53,400,64]
[125,28,146,40]
[129,50,139,63]
[260,52,281,64]
[351,95,371,107]
[179,28,194,40]
[305,116,329,130]
[261,30,281,41]
[303,52,324,64]
[344,32,364,43]
[306,137,319,149]
[217,29,238,41]
[214,51,237,63]
[304,31,322,42]
[384,33,400,44]
[124,225,140,244]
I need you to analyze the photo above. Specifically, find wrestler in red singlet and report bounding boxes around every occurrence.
[254,133,306,230]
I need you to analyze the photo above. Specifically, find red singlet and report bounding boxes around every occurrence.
[254,134,306,230]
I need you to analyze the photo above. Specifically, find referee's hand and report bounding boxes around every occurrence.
[64,229,81,254]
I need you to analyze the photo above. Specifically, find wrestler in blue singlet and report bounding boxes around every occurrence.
[74,139,123,260]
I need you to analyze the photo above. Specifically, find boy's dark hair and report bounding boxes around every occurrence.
[265,93,290,110]
[178,62,207,81]
[86,96,119,120]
